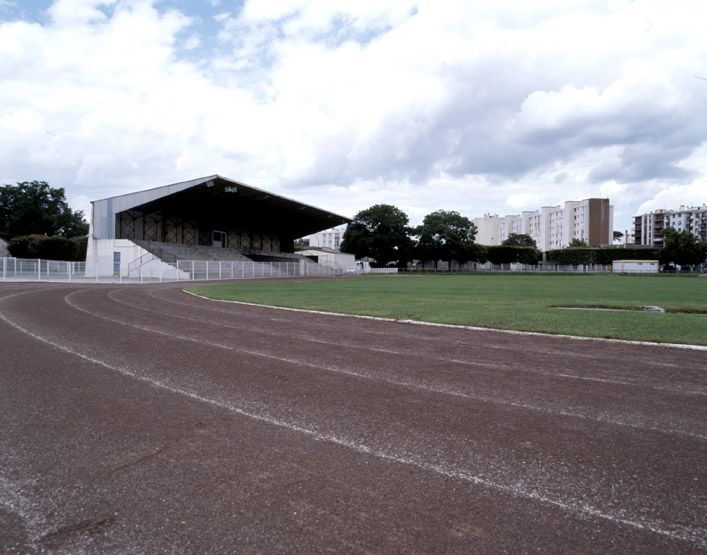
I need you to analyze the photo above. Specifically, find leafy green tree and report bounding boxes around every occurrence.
[415,210,477,267]
[613,231,624,241]
[0,181,88,238]
[660,228,704,267]
[502,233,536,248]
[568,238,588,247]
[340,204,412,267]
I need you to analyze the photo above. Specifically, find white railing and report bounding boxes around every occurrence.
[0,258,86,281]
[1,257,613,283]
[1,257,345,283]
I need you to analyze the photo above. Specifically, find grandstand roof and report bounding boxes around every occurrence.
[91,175,350,240]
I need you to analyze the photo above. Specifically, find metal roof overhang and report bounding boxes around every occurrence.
[94,175,349,239]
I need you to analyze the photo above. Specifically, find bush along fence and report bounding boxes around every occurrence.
[8,235,87,261]
[545,247,662,265]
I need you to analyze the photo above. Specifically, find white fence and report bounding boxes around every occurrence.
[1,258,87,281]
[1,257,345,283]
[1,257,613,283]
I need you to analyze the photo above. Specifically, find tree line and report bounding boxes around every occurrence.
[339,204,543,268]
[341,204,707,269]
[1,181,89,260]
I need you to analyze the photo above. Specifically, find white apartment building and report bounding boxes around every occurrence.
[302,225,346,251]
[634,205,707,246]
[472,198,613,251]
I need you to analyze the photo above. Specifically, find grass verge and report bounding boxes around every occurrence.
[187,274,707,346]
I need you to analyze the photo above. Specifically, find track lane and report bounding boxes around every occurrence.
[1,282,706,553]
[81,287,707,440]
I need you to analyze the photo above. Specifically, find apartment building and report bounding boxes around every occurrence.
[302,225,346,251]
[472,198,613,251]
[633,205,707,246]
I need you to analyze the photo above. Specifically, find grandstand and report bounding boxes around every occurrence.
[86,175,350,278]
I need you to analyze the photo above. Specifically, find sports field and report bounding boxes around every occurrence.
[190,274,707,345]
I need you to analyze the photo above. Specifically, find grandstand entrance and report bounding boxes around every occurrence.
[212,230,226,248]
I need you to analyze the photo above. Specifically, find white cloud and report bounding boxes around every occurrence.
[0,0,706,233]
[48,0,118,26]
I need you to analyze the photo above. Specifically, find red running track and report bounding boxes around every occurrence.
[0,281,706,553]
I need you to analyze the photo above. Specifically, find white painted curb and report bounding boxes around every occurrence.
[183,290,707,352]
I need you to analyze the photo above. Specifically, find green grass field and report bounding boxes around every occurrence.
[188,274,707,345]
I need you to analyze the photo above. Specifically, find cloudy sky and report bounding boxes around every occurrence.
[1,0,705,232]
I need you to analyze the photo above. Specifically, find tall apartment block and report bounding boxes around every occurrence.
[633,205,707,246]
[472,198,613,251]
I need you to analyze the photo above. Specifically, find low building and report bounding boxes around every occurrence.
[297,247,355,272]
[473,198,613,251]
[612,260,659,273]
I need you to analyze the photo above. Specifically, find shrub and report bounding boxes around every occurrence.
[8,235,87,261]
[487,246,541,264]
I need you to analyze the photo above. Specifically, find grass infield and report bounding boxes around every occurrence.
[188,274,707,346]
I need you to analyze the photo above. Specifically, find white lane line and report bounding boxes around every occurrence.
[114,289,707,396]
[0,302,704,549]
[68,290,706,440]
[184,292,707,352]
[147,288,707,374]
[0,470,43,548]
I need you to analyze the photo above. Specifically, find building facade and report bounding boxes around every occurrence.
[472,198,613,251]
[302,225,346,251]
[633,205,707,246]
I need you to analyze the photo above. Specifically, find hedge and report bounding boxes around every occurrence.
[8,235,87,261]
[545,247,661,265]
[486,246,542,265]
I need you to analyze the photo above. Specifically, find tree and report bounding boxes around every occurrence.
[613,231,624,242]
[568,238,588,247]
[502,233,536,248]
[340,204,412,267]
[660,228,704,268]
[0,181,88,238]
[415,210,477,267]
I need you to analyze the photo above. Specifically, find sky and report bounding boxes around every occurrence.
[1,0,706,233]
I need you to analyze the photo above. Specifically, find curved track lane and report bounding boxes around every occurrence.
[1,282,706,553]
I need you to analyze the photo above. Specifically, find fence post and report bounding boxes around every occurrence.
[2,258,5,281]
[219,261,222,280]
[192,260,195,281]
[37,258,41,281]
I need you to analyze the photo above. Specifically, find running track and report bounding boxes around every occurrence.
[1,282,705,553]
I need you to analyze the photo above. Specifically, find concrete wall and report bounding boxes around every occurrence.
[85,238,188,278]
